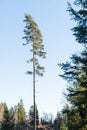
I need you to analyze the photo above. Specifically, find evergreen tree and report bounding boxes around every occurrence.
[54,111,67,130]
[62,104,81,130]
[29,105,39,126]
[67,0,87,45]
[59,51,87,129]
[23,14,46,130]
[16,99,26,125]
[59,0,87,129]
[54,112,61,130]
[1,106,14,130]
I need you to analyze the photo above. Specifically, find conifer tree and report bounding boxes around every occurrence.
[17,99,26,125]
[67,0,87,45]
[15,99,26,126]
[59,0,87,129]
[29,105,39,126]
[23,14,46,130]
[14,99,26,130]
[1,106,14,130]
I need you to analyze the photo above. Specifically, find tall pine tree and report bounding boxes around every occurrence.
[23,14,46,130]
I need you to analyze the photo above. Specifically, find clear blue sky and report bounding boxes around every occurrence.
[0,0,81,117]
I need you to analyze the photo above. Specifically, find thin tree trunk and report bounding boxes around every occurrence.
[33,44,36,130]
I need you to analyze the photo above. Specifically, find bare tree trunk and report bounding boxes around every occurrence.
[33,44,36,130]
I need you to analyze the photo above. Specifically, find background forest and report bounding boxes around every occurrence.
[0,100,68,130]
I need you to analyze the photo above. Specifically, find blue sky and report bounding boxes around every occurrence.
[0,0,81,117]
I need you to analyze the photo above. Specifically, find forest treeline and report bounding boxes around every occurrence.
[0,100,68,130]
[1,0,87,130]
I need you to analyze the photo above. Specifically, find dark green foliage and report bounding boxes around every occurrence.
[67,0,87,45]
[1,106,14,130]
[59,0,87,129]
[62,105,81,130]
[29,105,39,126]
[54,111,67,130]
[54,112,62,130]
[59,48,87,129]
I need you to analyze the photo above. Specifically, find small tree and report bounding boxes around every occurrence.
[14,99,26,127]
[17,99,26,125]
[23,14,46,130]
[1,106,14,130]
[29,105,39,126]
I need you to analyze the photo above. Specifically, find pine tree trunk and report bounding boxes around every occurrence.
[33,43,36,130]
